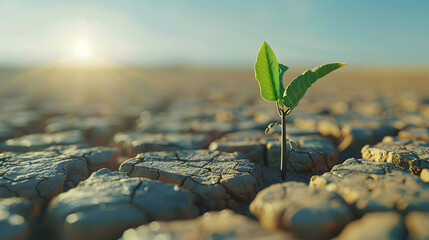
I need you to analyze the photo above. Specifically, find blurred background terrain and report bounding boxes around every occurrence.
[0,0,428,159]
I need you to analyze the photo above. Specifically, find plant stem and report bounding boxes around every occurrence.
[281,110,287,180]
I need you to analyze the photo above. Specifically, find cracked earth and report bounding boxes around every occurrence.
[0,68,429,239]
[119,150,261,210]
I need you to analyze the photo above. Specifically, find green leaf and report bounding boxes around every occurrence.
[279,64,289,95]
[255,41,280,102]
[283,62,347,110]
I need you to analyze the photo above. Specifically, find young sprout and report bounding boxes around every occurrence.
[255,41,347,180]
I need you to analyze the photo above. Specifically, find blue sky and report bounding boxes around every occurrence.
[0,0,428,66]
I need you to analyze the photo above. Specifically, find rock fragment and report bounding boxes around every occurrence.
[362,136,429,173]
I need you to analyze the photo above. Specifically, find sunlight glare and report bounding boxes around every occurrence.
[73,40,92,60]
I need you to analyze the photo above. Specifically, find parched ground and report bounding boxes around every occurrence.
[0,66,428,240]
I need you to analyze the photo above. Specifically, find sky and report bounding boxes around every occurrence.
[0,0,428,67]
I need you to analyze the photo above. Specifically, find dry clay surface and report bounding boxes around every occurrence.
[119,209,296,240]
[250,158,429,239]
[119,150,262,210]
[1,67,429,239]
[0,145,118,200]
[45,169,198,240]
[362,136,429,174]
[0,130,84,152]
[209,129,338,173]
[113,132,209,157]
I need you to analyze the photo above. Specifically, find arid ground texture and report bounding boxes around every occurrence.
[0,66,429,240]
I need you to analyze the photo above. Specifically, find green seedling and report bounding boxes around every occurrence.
[255,41,347,180]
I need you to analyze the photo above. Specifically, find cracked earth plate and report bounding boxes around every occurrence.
[119,150,262,210]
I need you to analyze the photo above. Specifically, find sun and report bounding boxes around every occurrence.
[63,38,105,66]
[73,40,92,60]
